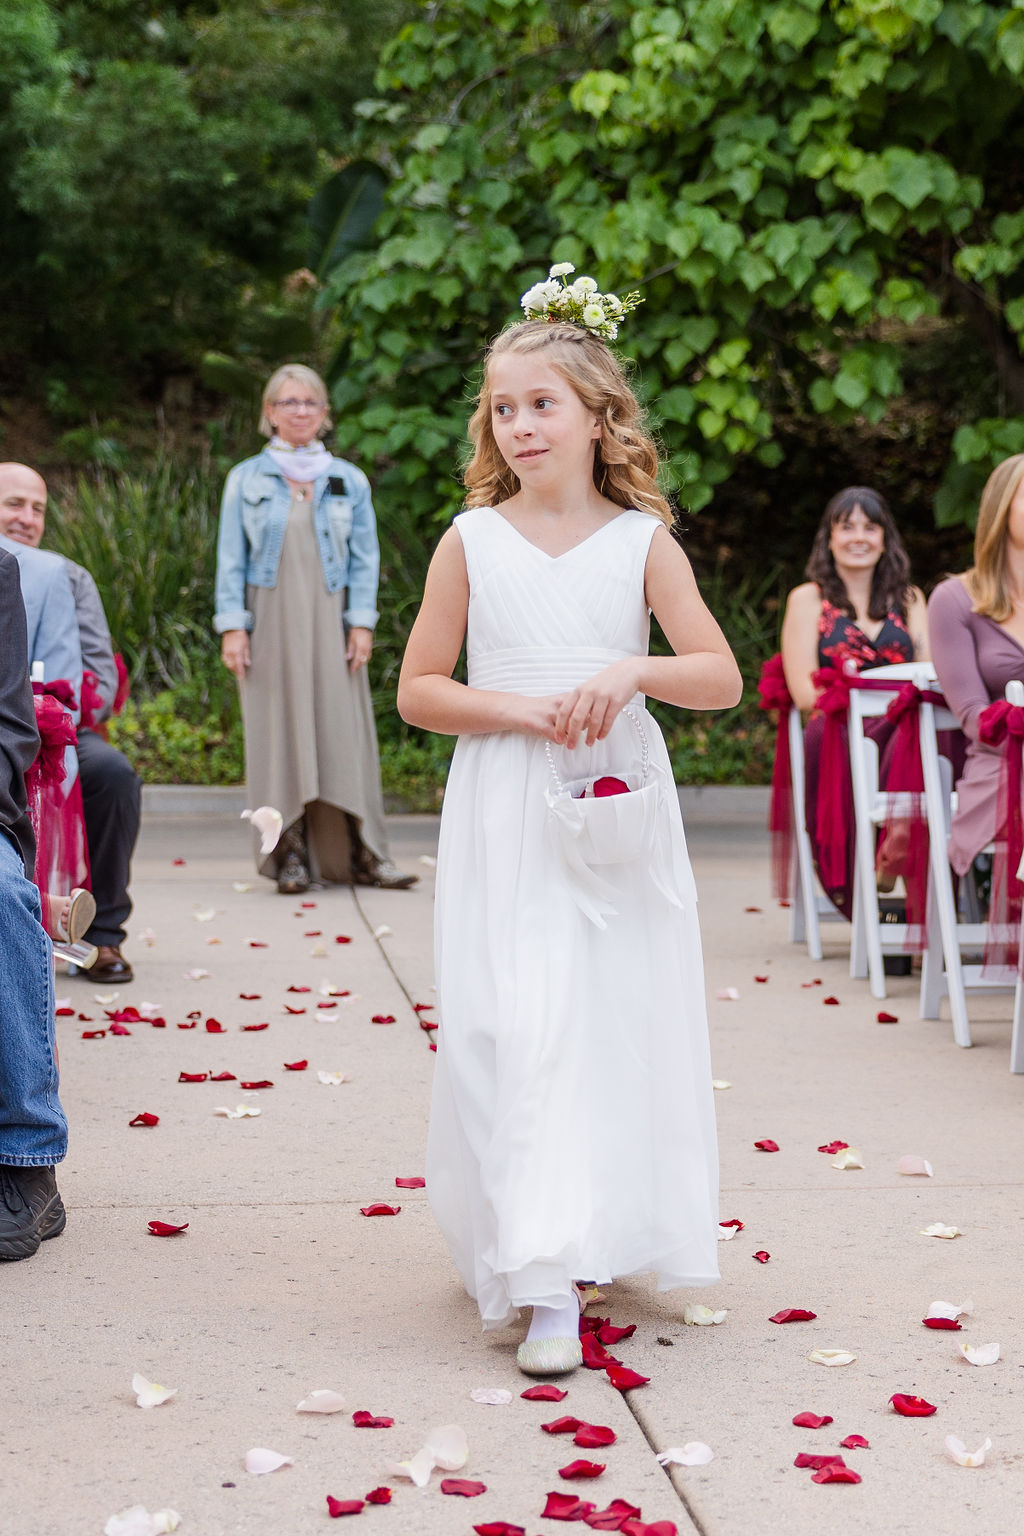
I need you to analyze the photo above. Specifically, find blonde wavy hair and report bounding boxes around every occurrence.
[464,320,672,527]
[964,453,1024,620]
[259,364,332,438]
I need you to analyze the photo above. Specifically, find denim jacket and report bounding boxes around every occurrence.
[213,449,381,634]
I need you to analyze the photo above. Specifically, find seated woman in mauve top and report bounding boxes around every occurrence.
[929,453,1024,876]
[780,486,929,918]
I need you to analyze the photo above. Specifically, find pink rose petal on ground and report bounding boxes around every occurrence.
[365,1488,391,1504]
[754,1139,780,1152]
[770,1309,818,1324]
[521,1384,567,1401]
[559,1460,606,1479]
[129,1113,159,1127]
[890,1394,937,1416]
[811,1464,861,1483]
[897,1155,933,1177]
[877,1010,898,1023]
[172,857,186,865]
[792,1412,833,1429]
[840,1434,870,1449]
[326,1495,363,1517]
[714,987,740,1001]
[148,1220,188,1236]
[753,1251,771,1263]
[395,1177,426,1188]
[441,1479,487,1496]
[360,1203,400,1216]
[352,1410,394,1427]
[605,1365,649,1391]
[284,1059,308,1071]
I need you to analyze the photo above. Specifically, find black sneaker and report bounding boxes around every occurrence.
[0,1165,67,1261]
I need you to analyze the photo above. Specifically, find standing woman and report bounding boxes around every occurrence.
[215,364,416,894]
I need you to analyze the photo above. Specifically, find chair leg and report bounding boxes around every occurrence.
[919,870,944,1020]
[1011,972,1024,1073]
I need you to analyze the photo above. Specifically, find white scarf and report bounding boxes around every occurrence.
[265,436,332,482]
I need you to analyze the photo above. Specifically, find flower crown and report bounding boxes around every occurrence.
[520,263,643,342]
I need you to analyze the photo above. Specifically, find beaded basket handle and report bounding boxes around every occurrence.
[545,704,650,794]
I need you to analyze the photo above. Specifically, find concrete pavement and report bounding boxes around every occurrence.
[3,803,1022,1535]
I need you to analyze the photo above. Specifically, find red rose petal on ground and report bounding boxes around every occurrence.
[574,1424,616,1449]
[284,1005,306,1015]
[440,1479,487,1496]
[559,1460,606,1480]
[605,1365,649,1391]
[284,1059,308,1071]
[474,1524,526,1536]
[148,1220,188,1236]
[586,1499,642,1530]
[719,1218,744,1231]
[792,1412,833,1429]
[109,1023,132,1035]
[822,995,840,1005]
[542,1416,583,1434]
[371,1014,396,1024]
[365,1487,391,1504]
[301,901,316,908]
[581,1333,618,1370]
[351,1410,394,1427]
[55,1006,74,1018]
[542,1491,593,1521]
[177,1022,197,1030]
[794,1453,845,1469]
[129,1112,159,1127]
[210,1072,236,1082]
[817,1141,849,1154]
[923,1317,962,1330]
[597,1322,636,1345]
[811,1465,861,1484]
[753,1251,771,1263]
[242,1023,270,1032]
[82,1029,106,1039]
[754,975,769,983]
[150,1018,167,1028]
[239,993,261,1000]
[890,1394,937,1417]
[419,1017,438,1032]
[178,1071,207,1082]
[287,985,311,993]
[801,978,822,987]
[172,857,186,865]
[429,1041,437,1050]
[745,905,762,912]
[413,1002,434,1012]
[877,1011,898,1023]
[77,1013,93,1021]
[359,1203,400,1216]
[303,930,322,937]
[205,1019,226,1033]
[770,1308,818,1323]
[840,1434,869,1449]
[239,1079,273,1089]
[335,935,352,944]
[317,1001,338,1010]
[326,1495,364,1517]
[754,1139,780,1152]
[521,1384,567,1401]
[249,940,268,948]
[395,1176,425,1188]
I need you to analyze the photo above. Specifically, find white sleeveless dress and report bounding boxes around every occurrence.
[427,506,720,1329]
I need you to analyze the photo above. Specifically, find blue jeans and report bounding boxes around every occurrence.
[0,832,67,1165]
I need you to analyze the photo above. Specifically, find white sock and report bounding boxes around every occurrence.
[525,1294,580,1343]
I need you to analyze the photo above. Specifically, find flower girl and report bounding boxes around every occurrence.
[398,265,741,1374]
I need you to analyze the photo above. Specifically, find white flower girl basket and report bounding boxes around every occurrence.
[543,705,687,927]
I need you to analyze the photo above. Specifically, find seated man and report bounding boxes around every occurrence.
[0,546,69,1259]
[0,463,141,984]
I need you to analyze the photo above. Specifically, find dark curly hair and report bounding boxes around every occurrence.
[805,486,912,621]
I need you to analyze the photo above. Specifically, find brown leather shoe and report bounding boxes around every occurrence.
[88,945,134,984]
[352,857,418,890]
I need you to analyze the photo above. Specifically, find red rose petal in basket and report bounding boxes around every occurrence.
[326,1495,364,1517]
[335,935,352,944]
[129,1112,159,1127]
[592,776,629,797]
[877,1011,899,1024]
[148,1220,188,1236]
[923,1317,962,1330]
[605,1365,649,1391]
[840,1434,870,1449]
[890,1394,937,1417]
[559,1460,605,1480]
[82,1029,106,1039]
[284,1059,308,1071]
[473,1524,526,1536]
[205,1019,226,1033]
[770,1308,818,1324]
[542,1417,583,1435]
[575,1423,616,1449]
[792,1412,833,1429]
[794,1453,845,1469]
[210,1071,237,1082]
[521,1384,567,1401]
[371,1014,396,1024]
[440,1479,487,1497]
[365,1488,391,1504]
[754,1139,780,1152]
[360,1203,400,1216]
[239,1079,273,1089]
[395,1176,425,1189]
[239,993,262,1000]
[242,1023,270,1032]
[598,1322,636,1345]
[109,1023,132,1036]
[287,985,311,993]
[178,1071,207,1083]
[352,1410,394,1427]
[753,1251,771,1263]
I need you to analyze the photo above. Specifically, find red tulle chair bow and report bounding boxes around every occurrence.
[80,670,105,731]
[25,686,90,898]
[757,654,794,901]
[810,664,858,894]
[978,699,1024,969]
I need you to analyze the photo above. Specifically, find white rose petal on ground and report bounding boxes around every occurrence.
[958,1341,1000,1366]
[138,1002,162,1018]
[657,1442,714,1467]
[182,969,210,981]
[714,988,740,1001]
[419,855,437,867]
[296,1389,346,1414]
[469,1388,513,1406]
[832,1147,864,1170]
[319,981,345,996]
[232,881,252,892]
[897,1154,934,1177]
[104,1510,181,1536]
[926,1299,973,1322]
[316,1070,351,1086]
[389,1424,469,1487]
[683,1304,728,1326]
[717,1224,739,1242]
[314,1011,341,1023]
[94,993,117,1005]
[241,806,283,855]
[945,1435,992,1467]
[244,1447,294,1475]
[921,1223,962,1239]
[139,928,157,946]
[388,1447,436,1488]
[213,1105,261,1119]
[132,1373,177,1408]
[55,995,71,1011]
[373,924,393,939]
[808,1349,857,1366]
[711,1080,732,1091]
[192,908,217,923]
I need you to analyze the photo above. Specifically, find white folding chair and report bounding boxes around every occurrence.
[786,704,845,960]
[918,680,1023,1052]
[847,662,941,1003]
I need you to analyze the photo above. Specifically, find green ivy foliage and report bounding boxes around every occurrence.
[323,0,1024,537]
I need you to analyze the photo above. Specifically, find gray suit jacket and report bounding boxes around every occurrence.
[0,533,83,716]
[0,550,40,874]
[64,558,118,719]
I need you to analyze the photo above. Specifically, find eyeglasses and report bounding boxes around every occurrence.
[273,398,325,412]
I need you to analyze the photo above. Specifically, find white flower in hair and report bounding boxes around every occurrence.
[520,259,643,341]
